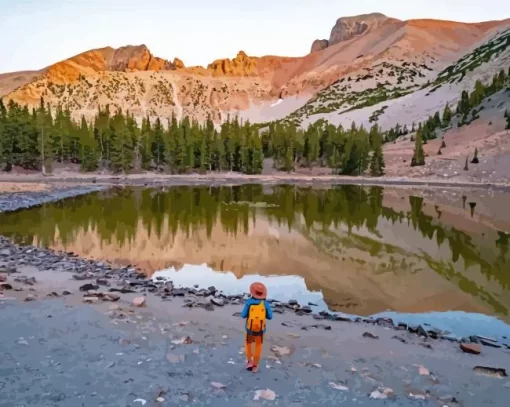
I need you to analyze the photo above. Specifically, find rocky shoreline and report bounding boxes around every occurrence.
[1,172,510,191]
[0,184,104,213]
[1,234,509,353]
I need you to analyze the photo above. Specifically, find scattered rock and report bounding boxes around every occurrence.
[288,299,298,306]
[104,292,120,302]
[211,297,224,306]
[62,290,71,296]
[16,337,29,346]
[0,283,13,290]
[132,297,146,307]
[480,338,502,348]
[329,382,349,391]
[370,388,393,399]
[171,336,193,345]
[24,294,36,302]
[270,345,291,357]
[96,278,108,286]
[409,393,427,400]
[417,365,430,376]
[211,382,226,390]
[0,274,7,282]
[362,332,379,339]
[253,389,276,401]
[172,288,186,296]
[133,399,147,405]
[79,283,99,292]
[473,366,507,378]
[156,397,165,403]
[83,296,99,303]
[460,343,481,355]
[392,335,407,344]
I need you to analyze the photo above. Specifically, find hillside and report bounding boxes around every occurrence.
[1,13,508,127]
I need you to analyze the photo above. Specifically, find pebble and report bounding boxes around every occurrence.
[133,297,146,307]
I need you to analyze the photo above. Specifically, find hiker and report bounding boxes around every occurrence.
[241,282,273,373]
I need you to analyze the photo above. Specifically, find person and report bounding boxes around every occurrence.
[241,282,273,373]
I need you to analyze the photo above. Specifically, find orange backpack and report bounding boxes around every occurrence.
[246,301,266,333]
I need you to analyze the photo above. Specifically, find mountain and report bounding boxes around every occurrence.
[0,13,509,129]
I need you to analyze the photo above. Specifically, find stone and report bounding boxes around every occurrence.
[253,389,276,401]
[133,296,146,307]
[24,294,36,302]
[480,338,502,348]
[0,274,6,282]
[211,297,224,306]
[62,290,71,296]
[171,288,186,296]
[392,335,407,344]
[83,296,99,303]
[460,343,481,354]
[79,283,99,292]
[0,283,13,290]
[104,293,120,302]
[473,366,507,378]
[300,305,312,313]
[362,332,379,339]
[288,299,298,306]
[96,278,108,286]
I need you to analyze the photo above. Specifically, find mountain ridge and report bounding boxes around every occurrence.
[0,13,508,126]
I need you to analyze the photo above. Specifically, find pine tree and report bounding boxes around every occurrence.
[505,109,510,130]
[442,103,452,127]
[411,129,425,167]
[369,127,385,176]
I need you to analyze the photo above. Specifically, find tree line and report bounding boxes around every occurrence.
[0,97,387,176]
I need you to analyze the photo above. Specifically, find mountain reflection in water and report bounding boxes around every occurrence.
[0,184,509,326]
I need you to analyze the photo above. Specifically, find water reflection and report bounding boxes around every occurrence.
[0,184,509,326]
[153,264,327,309]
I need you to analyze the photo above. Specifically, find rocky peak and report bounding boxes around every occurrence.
[173,57,185,69]
[311,12,394,52]
[206,50,258,76]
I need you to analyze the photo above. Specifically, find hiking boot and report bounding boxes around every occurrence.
[245,360,254,371]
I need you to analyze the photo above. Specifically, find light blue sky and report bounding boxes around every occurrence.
[1,0,509,74]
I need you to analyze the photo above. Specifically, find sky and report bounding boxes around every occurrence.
[1,0,509,74]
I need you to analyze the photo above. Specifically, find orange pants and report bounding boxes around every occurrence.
[245,334,263,366]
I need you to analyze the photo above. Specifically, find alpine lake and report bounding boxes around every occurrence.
[1,183,510,341]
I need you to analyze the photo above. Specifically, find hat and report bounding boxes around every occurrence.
[249,282,267,300]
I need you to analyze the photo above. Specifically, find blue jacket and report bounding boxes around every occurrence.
[241,298,273,335]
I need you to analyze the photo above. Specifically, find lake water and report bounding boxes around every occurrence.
[1,184,510,340]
